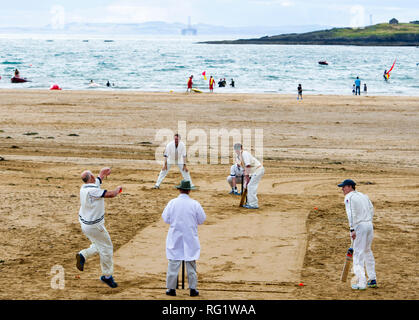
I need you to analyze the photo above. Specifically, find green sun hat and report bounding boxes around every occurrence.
[175,180,196,190]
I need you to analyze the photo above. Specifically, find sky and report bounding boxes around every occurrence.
[0,0,418,28]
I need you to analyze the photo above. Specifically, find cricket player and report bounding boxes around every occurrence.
[338,179,377,290]
[153,134,194,189]
[76,167,122,288]
[162,180,206,297]
[234,143,265,209]
[227,161,244,195]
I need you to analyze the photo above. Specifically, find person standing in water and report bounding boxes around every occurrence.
[297,84,303,100]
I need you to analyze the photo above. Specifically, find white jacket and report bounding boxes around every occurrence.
[164,141,187,165]
[162,194,206,261]
[344,191,374,229]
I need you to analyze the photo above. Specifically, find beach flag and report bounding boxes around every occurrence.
[202,71,207,80]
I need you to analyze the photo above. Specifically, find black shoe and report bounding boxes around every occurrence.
[100,276,118,288]
[76,253,85,271]
[190,289,199,297]
[166,289,176,296]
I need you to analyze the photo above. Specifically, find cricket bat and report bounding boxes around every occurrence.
[239,187,247,207]
[340,247,354,282]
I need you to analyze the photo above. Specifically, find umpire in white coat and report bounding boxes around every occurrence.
[162,180,206,297]
[338,179,377,290]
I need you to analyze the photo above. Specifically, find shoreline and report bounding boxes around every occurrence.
[1,88,419,97]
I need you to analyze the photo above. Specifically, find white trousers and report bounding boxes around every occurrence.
[79,223,114,277]
[247,167,265,207]
[155,163,193,187]
[166,260,198,290]
[227,175,243,188]
[353,221,376,287]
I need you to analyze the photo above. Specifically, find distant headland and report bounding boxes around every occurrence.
[202,20,419,46]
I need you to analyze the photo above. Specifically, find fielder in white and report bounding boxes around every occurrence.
[338,179,377,290]
[234,143,265,209]
[227,161,244,195]
[162,180,206,297]
[153,134,194,189]
[76,167,122,289]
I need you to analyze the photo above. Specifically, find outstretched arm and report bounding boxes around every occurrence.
[104,186,122,198]
[98,167,111,180]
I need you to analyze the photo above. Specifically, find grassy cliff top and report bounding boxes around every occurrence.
[327,23,419,38]
[203,22,419,46]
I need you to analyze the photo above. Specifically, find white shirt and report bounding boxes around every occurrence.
[344,191,374,228]
[79,177,107,226]
[230,163,244,177]
[164,141,187,165]
[241,151,262,175]
[162,194,206,261]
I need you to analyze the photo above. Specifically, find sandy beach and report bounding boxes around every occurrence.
[0,89,417,300]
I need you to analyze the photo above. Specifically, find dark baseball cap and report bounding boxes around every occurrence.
[338,179,356,187]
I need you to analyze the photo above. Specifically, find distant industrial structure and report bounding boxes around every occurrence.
[181,16,197,35]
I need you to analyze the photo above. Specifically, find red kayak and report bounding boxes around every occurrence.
[11,77,30,83]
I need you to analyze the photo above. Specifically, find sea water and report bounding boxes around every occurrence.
[0,34,418,95]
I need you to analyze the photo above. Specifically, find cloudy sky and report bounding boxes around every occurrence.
[0,0,418,28]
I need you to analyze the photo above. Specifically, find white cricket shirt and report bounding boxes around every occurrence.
[164,141,187,165]
[344,191,374,228]
[241,151,262,175]
[79,177,107,226]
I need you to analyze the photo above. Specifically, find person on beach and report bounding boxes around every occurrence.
[355,77,361,96]
[209,76,215,93]
[76,167,122,289]
[186,75,193,93]
[297,84,303,100]
[364,83,367,93]
[227,160,244,195]
[230,78,235,87]
[234,143,264,209]
[153,134,194,189]
[218,78,224,87]
[162,180,206,297]
[338,179,377,290]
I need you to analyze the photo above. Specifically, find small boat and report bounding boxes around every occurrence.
[11,77,30,83]
[318,61,328,65]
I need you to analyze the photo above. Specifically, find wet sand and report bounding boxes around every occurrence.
[0,89,417,300]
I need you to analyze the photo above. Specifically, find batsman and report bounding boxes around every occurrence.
[234,143,265,209]
[338,179,377,290]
